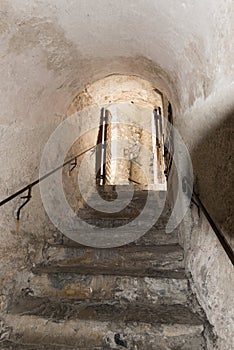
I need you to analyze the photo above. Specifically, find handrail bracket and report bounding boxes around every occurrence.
[16,186,32,220]
[69,157,77,175]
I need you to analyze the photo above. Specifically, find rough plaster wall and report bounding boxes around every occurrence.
[175,85,234,248]
[62,106,101,212]
[168,85,234,349]
[67,75,162,115]
[167,85,234,348]
[179,207,234,350]
[0,0,233,348]
[169,82,234,350]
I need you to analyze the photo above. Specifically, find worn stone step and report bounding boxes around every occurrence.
[38,244,184,273]
[32,264,185,279]
[78,207,140,220]
[33,244,185,278]
[43,243,184,263]
[134,225,179,245]
[85,196,145,208]
[77,217,135,228]
[8,296,203,325]
[0,342,101,350]
[72,219,177,233]
[84,195,147,208]
[75,219,173,230]
[26,274,188,305]
[85,190,166,213]
[88,188,163,196]
[49,224,179,247]
[4,314,205,349]
[83,202,164,216]
[76,200,174,229]
[87,188,149,200]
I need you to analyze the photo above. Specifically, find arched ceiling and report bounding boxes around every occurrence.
[0,0,233,126]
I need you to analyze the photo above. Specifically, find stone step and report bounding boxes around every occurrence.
[4,314,205,349]
[74,217,174,229]
[78,207,140,220]
[8,296,203,325]
[85,194,160,205]
[77,217,134,228]
[84,201,165,215]
[37,244,184,275]
[26,274,188,305]
[85,194,144,206]
[32,264,185,279]
[77,202,173,229]
[134,225,179,245]
[49,223,179,247]
[43,243,183,262]
[86,190,166,211]
[79,204,170,216]
[87,188,149,199]
[0,342,102,350]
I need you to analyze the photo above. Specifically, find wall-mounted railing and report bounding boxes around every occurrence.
[182,177,234,266]
[0,145,96,220]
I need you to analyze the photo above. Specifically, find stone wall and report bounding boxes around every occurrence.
[167,84,234,350]
[107,103,155,188]
[65,76,165,192]
[178,206,234,350]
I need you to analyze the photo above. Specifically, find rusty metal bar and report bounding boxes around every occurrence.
[0,145,96,208]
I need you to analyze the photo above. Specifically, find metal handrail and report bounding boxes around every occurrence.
[0,145,96,219]
[182,176,234,266]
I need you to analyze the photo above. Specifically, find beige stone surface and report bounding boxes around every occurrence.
[178,207,234,350]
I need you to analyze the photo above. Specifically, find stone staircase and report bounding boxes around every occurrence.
[1,187,207,349]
